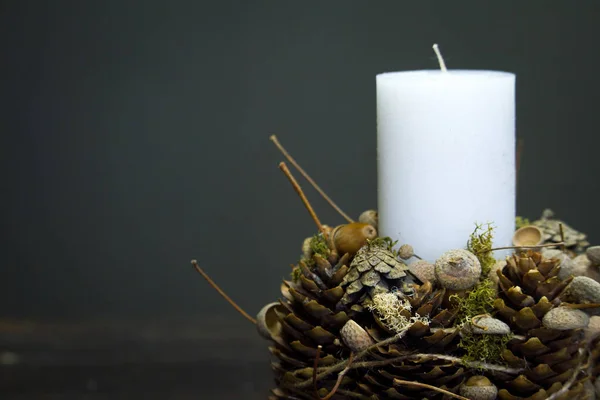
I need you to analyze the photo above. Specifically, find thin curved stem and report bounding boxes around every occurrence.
[394,379,469,400]
[191,260,256,324]
[270,135,354,223]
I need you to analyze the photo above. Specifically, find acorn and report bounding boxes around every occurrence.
[328,222,377,256]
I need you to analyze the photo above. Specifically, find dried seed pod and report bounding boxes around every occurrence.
[434,249,481,290]
[358,209,378,230]
[459,375,498,400]
[408,259,436,284]
[563,276,600,304]
[542,307,589,330]
[340,319,373,352]
[470,316,511,335]
[330,222,377,256]
[398,244,414,260]
[586,245,600,266]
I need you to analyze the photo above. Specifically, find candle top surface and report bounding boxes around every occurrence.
[377,69,514,83]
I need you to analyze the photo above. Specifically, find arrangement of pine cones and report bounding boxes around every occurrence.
[257,214,600,400]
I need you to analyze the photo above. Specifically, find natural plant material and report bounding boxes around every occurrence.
[368,292,429,333]
[450,279,510,364]
[452,279,496,326]
[458,329,513,364]
[192,143,596,398]
[515,216,530,230]
[309,233,330,258]
[467,223,496,276]
[435,249,482,290]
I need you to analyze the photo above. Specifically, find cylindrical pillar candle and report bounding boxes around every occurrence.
[376,70,515,262]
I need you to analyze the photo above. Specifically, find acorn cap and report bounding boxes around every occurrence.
[586,245,600,266]
[398,244,414,260]
[340,319,373,352]
[358,210,378,230]
[563,276,600,304]
[408,259,436,285]
[542,307,590,330]
[512,225,543,247]
[434,249,481,290]
[469,316,511,335]
[256,302,286,341]
[459,376,498,400]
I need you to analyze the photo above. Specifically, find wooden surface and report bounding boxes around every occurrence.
[0,317,274,399]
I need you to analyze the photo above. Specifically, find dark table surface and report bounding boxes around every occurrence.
[0,317,274,399]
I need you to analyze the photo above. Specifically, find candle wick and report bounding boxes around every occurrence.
[432,43,448,72]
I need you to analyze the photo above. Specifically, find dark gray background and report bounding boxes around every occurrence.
[1,1,599,398]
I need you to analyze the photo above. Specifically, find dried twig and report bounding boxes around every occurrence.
[393,379,469,400]
[559,223,566,252]
[191,260,256,324]
[270,135,354,223]
[291,326,524,390]
[313,345,355,400]
[476,242,565,254]
[279,162,326,236]
[294,328,410,388]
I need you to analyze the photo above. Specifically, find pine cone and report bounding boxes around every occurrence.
[260,232,597,400]
[338,241,414,315]
[493,251,592,399]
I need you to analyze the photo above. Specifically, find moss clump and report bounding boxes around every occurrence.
[309,233,330,258]
[451,278,511,365]
[291,265,302,282]
[458,331,513,365]
[467,223,495,277]
[515,216,531,229]
[452,278,496,325]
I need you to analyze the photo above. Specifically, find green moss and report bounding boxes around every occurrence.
[451,278,496,325]
[467,223,495,277]
[515,216,531,229]
[291,265,302,282]
[451,278,511,365]
[309,234,330,258]
[458,331,513,365]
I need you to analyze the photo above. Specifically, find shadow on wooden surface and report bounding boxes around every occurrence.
[0,317,273,399]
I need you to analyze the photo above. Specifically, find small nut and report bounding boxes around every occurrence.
[459,376,498,400]
[340,320,373,352]
[586,245,600,266]
[408,260,436,285]
[434,249,481,290]
[398,244,414,260]
[542,307,589,330]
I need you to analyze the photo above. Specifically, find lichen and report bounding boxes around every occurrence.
[515,216,531,229]
[467,223,495,277]
[367,292,429,333]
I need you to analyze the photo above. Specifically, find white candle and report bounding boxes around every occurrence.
[376,68,515,262]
